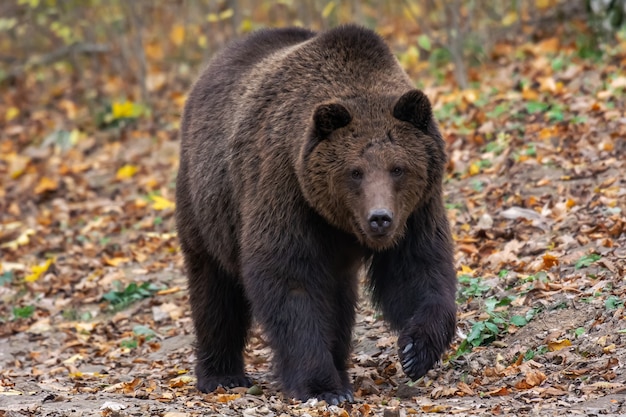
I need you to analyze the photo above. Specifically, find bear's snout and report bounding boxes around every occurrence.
[368,209,393,235]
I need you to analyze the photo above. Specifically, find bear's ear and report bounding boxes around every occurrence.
[313,103,352,138]
[393,89,432,132]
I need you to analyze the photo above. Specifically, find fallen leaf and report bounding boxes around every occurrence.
[548,339,572,352]
[34,177,58,194]
[542,253,559,269]
[5,106,19,121]
[24,258,54,282]
[151,195,175,210]
[214,393,241,403]
[116,164,139,180]
[421,404,451,413]
[515,370,546,389]
[103,256,131,267]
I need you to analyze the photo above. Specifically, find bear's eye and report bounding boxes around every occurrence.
[391,167,404,177]
[351,169,363,180]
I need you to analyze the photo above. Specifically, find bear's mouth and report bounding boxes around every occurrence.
[353,219,398,251]
[366,232,397,250]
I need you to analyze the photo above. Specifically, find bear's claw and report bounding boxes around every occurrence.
[398,335,440,381]
[315,388,354,405]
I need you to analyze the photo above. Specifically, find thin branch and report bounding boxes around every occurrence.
[3,42,109,81]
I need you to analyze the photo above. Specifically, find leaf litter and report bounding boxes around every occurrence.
[1,20,625,417]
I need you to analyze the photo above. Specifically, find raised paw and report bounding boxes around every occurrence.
[398,313,455,381]
[197,374,252,393]
[398,336,441,381]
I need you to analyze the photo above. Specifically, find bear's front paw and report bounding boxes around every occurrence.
[398,314,455,381]
[197,374,252,393]
[312,388,354,405]
[398,334,441,381]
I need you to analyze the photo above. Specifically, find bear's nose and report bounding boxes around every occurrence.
[368,209,393,235]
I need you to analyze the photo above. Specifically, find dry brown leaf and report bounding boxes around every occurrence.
[34,177,58,194]
[515,370,546,389]
[542,253,559,269]
[421,404,451,413]
[457,381,475,396]
[485,386,509,396]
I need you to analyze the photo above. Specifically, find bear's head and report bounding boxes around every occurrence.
[298,90,447,251]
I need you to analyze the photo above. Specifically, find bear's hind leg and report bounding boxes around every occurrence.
[184,252,252,392]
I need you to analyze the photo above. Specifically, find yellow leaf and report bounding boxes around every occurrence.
[112,100,136,119]
[468,162,480,176]
[116,164,139,180]
[151,195,175,211]
[5,106,19,122]
[69,128,80,145]
[170,25,185,46]
[25,258,54,282]
[8,153,30,179]
[197,34,207,48]
[34,177,58,194]
[403,2,422,19]
[548,339,572,352]
[460,265,473,274]
[322,1,336,18]
[239,18,253,33]
[603,344,616,353]
[535,0,551,9]
[219,8,233,20]
[501,11,518,26]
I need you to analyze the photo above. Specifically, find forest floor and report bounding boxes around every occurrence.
[1,23,625,417]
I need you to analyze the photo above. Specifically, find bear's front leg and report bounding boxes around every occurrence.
[241,249,355,405]
[397,302,456,380]
[369,205,457,381]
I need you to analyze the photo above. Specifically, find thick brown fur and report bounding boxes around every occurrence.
[176,25,457,405]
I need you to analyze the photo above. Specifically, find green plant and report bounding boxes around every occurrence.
[120,338,138,349]
[546,104,565,122]
[486,103,510,118]
[454,295,538,359]
[524,345,549,361]
[120,325,157,349]
[102,281,161,311]
[605,295,624,311]
[12,305,35,319]
[575,253,601,269]
[457,274,491,302]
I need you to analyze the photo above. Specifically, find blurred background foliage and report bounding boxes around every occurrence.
[0,0,624,104]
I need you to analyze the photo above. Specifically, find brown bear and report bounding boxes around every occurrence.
[176,25,457,405]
